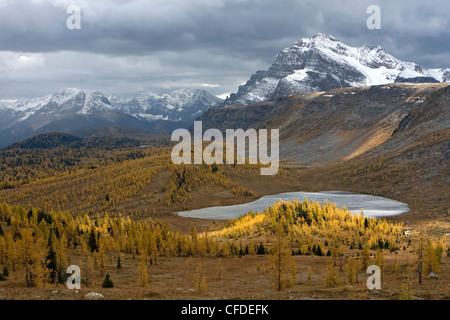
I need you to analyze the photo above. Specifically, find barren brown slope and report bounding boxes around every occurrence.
[198,83,449,167]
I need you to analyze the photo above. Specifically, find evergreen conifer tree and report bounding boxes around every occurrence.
[46,235,58,283]
[88,229,98,253]
[102,273,114,288]
[2,265,9,278]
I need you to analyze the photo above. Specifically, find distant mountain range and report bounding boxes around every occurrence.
[224,33,450,105]
[110,89,222,123]
[0,88,222,147]
[2,33,449,147]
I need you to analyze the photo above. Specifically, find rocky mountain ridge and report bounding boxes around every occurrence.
[0,88,222,147]
[225,34,450,105]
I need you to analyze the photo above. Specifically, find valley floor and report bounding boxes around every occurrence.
[0,133,448,301]
[1,251,448,300]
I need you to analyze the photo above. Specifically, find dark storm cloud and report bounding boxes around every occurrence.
[0,0,449,99]
[0,0,315,59]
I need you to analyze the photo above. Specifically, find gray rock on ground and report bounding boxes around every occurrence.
[85,292,105,300]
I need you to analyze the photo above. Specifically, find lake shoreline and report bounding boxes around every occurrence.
[178,190,411,220]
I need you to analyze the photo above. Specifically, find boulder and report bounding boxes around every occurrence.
[428,272,440,280]
[85,292,105,300]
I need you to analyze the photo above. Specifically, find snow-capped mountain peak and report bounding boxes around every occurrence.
[294,33,339,50]
[112,88,223,123]
[225,34,450,105]
[0,87,223,146]
[10,88,116,122]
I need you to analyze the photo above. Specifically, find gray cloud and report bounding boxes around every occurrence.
[0,0,449,99]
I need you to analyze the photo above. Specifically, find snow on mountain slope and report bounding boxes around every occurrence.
[0,87,222,146]
[225,34,449,105]
[425,68,450,82]
[111,89,223,123]
[1,87,222,136]
[0,102,17,132]
[0,88,157,147]
[10,88,117,123]
[0,102,12,110]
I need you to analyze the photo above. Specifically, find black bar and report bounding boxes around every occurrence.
[1,299,446,319]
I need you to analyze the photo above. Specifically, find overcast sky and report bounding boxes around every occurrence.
[1,0,449,101]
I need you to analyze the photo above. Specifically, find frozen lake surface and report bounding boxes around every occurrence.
[178,191,410,220]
